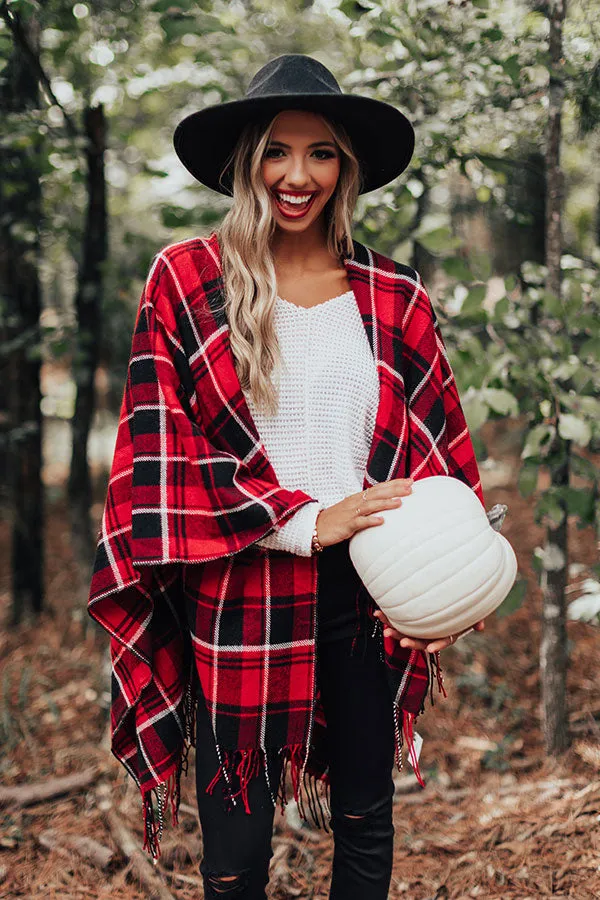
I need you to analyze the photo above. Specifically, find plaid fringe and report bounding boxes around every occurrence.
[205,743,331,831]
[141,672,198,859]
[141,648,448,858]
[393,650,448,792]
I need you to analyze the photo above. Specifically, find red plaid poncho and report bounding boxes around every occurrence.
[88,231,485,856]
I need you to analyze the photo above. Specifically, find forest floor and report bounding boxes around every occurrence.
[1,419,599,900]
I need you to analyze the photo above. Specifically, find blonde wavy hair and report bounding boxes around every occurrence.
[214,110,362,417]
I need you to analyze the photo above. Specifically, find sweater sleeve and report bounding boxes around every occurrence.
[256,499,326,556]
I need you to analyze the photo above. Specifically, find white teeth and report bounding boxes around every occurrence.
[276,192,314,205]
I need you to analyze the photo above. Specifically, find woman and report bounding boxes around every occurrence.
[89,54,485,899]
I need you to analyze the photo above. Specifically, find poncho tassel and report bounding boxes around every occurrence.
[141,679,197,860]
[393,650,448,793]
[430,650,447,700]
[141,762,183,860]
[279,743,330,831]
[402,710,426,788]
[204,742,330,832]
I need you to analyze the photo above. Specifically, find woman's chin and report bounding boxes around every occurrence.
[272,208,324,231]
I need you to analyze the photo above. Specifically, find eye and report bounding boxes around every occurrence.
[263,147,337,160]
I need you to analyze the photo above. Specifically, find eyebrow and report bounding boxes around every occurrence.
[267,140,337,149]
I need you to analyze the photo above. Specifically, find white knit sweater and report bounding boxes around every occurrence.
[243,289,380,556]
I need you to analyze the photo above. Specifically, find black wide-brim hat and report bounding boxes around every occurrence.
[173,54,415,196]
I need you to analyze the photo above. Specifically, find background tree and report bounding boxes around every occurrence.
[541,0,569,756]
[0,0,46,624]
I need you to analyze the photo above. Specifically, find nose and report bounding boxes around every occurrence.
[282,153,312,189]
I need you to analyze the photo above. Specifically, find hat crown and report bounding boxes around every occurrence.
[246,54,342,99]
[173,53,415,196]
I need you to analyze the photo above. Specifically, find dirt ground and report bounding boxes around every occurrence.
[1,419,599,899]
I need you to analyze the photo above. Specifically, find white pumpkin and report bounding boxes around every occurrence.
[348,475,518,639]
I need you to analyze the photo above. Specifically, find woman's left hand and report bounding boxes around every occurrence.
[373,610,485,653]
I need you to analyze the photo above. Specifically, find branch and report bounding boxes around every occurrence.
[0,0,80,137]
[38,828,114,870]
[105,810,177,900]
[0,767,99,807]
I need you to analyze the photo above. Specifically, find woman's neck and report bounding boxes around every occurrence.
[270,221,336,275]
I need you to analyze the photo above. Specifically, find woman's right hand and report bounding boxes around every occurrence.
[315,478,414,548]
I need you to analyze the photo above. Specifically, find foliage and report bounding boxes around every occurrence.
[430,250,600,623]
[2,0,599,568]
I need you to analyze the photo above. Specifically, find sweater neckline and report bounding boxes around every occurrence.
[275,289,355,311]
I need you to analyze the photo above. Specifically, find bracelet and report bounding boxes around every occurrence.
[311,510,324,554]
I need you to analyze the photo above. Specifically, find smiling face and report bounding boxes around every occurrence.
[261,109,341,232]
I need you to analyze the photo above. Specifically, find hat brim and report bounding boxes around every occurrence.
[173,93,415,196]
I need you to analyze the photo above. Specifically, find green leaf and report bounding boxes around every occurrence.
[416,226,463,256]
[502,55,521,86]
[496,578,526,618]
[521,424,553,459]
[160,9,232,40]
[470,250,493,282]
[561,486,596,525]
[160,205,198,228]
[462,390,489,432]
[143,165,171,178]
[483,388,519,417]
[368,27,397,47]
[492,296,509,321]
[461,284,487,316]
[570,454,599,483]
[151,0,185,10]
[517,461,539,498]
[482,26,503,41]
[541,289,562,316]
[471,432,487,461]
[535,492,566,528]
[339,0,374,18]
[442,257,472,281]
[553,358,580,382]
[557,414,591,447]
[580,337,600,360]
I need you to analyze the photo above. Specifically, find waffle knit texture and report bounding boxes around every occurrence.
[248,289,380,556]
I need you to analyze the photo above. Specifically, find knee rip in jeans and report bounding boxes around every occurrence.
[332,791,393,829]
[205,870,249,895]
[339,810,372,829]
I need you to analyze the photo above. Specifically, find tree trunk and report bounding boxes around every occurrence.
[0,6,45,624]
[68,104,108,564]
[540,0,569,755]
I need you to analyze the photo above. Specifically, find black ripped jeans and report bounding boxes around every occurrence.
[194,540,396,899]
